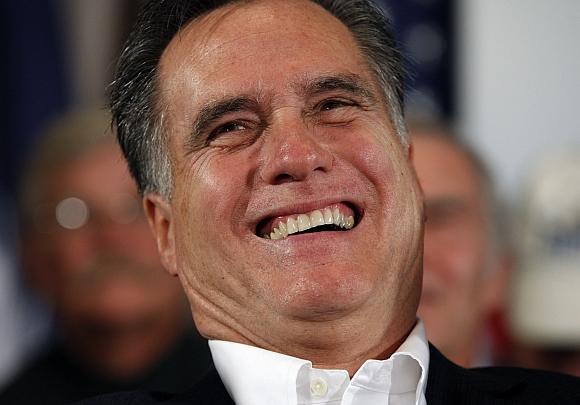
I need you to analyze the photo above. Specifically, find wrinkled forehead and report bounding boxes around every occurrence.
[157,0,370,100]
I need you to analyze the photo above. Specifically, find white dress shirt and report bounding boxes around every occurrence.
[209,321,429,405]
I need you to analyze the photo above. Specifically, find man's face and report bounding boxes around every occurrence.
[412,134,499,364]
[29,141,185,376]
[152,0,423,347]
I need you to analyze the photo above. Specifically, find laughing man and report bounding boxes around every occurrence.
[82,0,580,404]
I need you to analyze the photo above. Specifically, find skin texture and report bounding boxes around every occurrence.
[25,141,186,379]
[145,0,423,375]
[412,132,506,367]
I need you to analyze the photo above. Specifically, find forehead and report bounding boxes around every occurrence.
[159,0,372,104]
[48,143,134,199]
[412,135,483,199]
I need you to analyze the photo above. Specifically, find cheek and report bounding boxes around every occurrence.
[342,128,395,173]
[49,233,94,275]
[335,126,422,287]
[172,157,253,282]
[425,229,485,287]
[176,151,252,229]
[332,126,400,204]
[344,128,419,238]
[116,225,161,261]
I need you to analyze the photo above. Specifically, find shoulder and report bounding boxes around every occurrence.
[427,344,580,404]
[473,365,580,399]
[0,345,73,404]
[75,391,173,405]
[75,367,234,405]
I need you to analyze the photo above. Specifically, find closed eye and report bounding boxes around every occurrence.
[318,98,356,112]
[207,119,262,150]
[211,121,247,138]
[310,98,361,126]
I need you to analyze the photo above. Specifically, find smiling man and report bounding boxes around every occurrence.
[82,0,580,404]
[411,125,509,367]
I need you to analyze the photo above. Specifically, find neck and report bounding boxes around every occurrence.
[293,319,416,376]
[200,305,417,376]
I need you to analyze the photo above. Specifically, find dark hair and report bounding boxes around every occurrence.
[110,0,406,197]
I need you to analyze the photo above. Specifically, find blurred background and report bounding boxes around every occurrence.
[0,0,579,393]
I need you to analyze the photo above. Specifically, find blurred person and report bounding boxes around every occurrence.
[411,123,509,367]
[508,150,580,376]
[0,109,211,405]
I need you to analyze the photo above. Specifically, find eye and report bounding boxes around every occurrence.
[212,121,247,136]
[312,98,360,126]
[319,99,354,111]
[206,119,261,150]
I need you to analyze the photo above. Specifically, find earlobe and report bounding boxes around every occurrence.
[143,194,178,277]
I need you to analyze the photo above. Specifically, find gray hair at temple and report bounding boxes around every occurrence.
[110,0,408,198]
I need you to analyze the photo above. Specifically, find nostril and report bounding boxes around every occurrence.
[260,141,333,185]
[273,172,296,184]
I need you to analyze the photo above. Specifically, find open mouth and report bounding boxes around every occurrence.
[256,202,362,240]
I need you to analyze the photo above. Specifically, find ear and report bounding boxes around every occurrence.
[143,193,178,277]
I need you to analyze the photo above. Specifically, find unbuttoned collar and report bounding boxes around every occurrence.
[209,320,429,405]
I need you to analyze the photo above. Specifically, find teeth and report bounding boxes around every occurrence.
[323,208,333,224]
[345,216,354,229]
[310,210,325,227]
[297,214,311,231]
[278,221,288,237]
[270,227,283,240]
[287,217,298,234]
[333,208,341,224]
[264,206,356,240]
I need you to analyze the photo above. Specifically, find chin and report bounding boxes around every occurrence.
[275,271,374,320]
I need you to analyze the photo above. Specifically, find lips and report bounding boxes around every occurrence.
[256,202,361,240]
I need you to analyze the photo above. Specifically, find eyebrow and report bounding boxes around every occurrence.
[185,74,377,152]
[298,73,377,103]
[187,96,260,152]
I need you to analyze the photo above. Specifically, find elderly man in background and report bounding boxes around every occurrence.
[81,0,580,404]
[0,109,211,405]
[411,123,509,367]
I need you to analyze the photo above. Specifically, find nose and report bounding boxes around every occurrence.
[259,117,333,185]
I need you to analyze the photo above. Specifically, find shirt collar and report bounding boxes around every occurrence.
[209,320,429,405]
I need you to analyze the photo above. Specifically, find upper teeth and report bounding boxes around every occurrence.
[265,207,355,240]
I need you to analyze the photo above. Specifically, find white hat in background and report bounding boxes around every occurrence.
[510,149,580,346]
